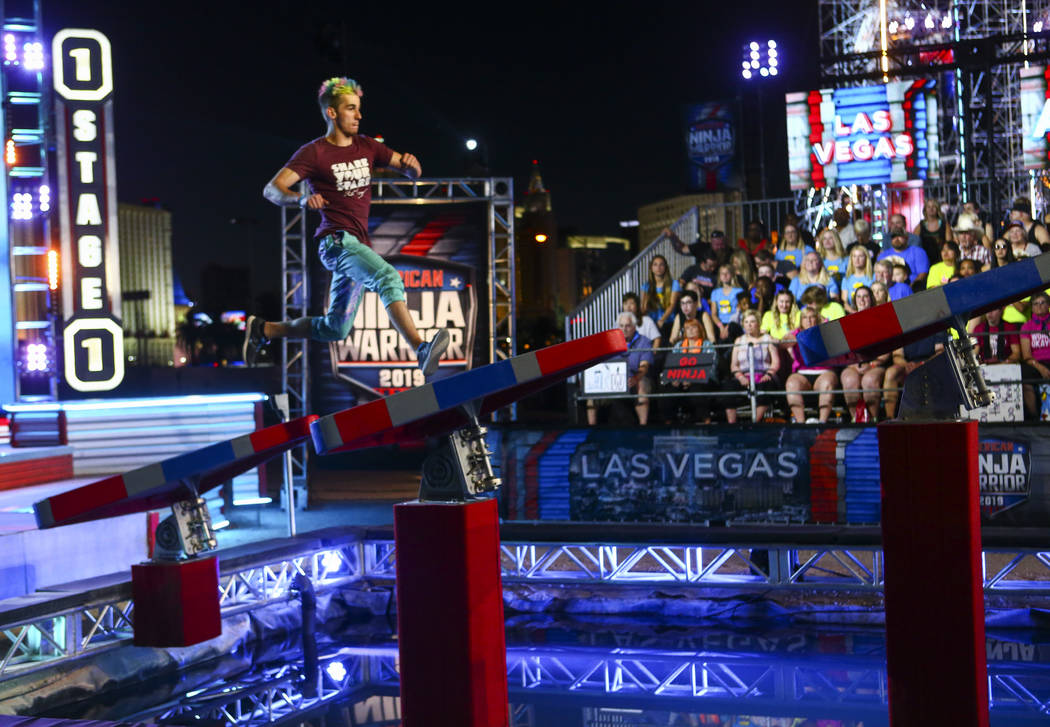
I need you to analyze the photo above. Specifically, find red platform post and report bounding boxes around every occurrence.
[877,420,988,727]
[131,556,221,647]
[394,498,508,727]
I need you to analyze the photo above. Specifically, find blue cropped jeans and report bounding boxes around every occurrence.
[311,231,405,342]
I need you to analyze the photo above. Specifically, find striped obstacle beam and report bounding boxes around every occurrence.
[33,415,318,528]
[797,252,1050,367]
[311,329,627,455]
[31,414,317,648]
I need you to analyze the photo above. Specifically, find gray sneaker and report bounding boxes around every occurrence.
[416,329,450,377]
[243,315,268,366]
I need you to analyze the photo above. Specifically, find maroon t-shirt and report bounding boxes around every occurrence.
[284,135,394,244]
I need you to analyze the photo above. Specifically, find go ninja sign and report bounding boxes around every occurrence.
[53,29,124,392]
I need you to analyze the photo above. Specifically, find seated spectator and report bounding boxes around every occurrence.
[871,281,890,306]
[872,259,911,301]
[958,259,979,278]
[973,307,1020,365]
[775,220,814,269]
[959,199,995,248]
[679,249,718,299]
[854,218,880,258]
[622,292,662,349]
[710,264,744,341]
[799,284,846,322]
[739,220,771,255]
[586,311,653,426]
[667,289,717,345]
[1005,219,1043,260]
[839,286,891,421]
[1010,197,1050,248]
[883,330,948,419]
[914,197,953,264]
[761,289,801,341]
[991,238,1017,268]
[666,317,716,424]
[883,212,923,250]
[926,240,960,288]
[878,231,930,288]
[1020,292,1050,419]
[751,275,776,318]
[641,254,681,336]
[784,212,815,247]
[954,213,991,270]
[841,244,874,312]
[730,248,756,289]
[729,290,753,326]
[724,310,780,423]
[782,305,839,423]
[816,227,848,277]
[790,252,840,302]
[833,207,857,249]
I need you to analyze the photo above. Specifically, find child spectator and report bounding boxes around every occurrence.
[816,227,848,277]
[878,231,930,287]
[926,240,960,288]
[790,252,840,302]
[841,244,874,312]
[710,264,744,341]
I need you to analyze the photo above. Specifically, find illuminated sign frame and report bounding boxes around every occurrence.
[53,28,124,392]
[786,80,939,190]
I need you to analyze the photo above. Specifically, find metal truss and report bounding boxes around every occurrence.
[280,199,310,499]
[369,177,516,366]
[0,544,366,681]
[134,643,1050,724]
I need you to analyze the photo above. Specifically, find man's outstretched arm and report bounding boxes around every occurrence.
[387,151,421,179]
[263,167,326,209]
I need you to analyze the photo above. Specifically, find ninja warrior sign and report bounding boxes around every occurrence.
[979,437,1032,516]
[330,255,476,395]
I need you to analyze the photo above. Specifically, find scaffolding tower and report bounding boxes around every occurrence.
[818,0,1050,213]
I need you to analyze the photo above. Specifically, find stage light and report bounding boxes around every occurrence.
[534,233,548,243]
[924,13,934,29]
[905,15,915,29]
[768,40,776,49]
[943,15,953,29]
[768,48,777,58]
[325,661,347,682]
[25,343,49,372]
[47,249,58,290]
[465,138,478,151]
[769,67,778,76]
[769,57,778,67]
[741,61,750,70]
[38,184,49,212]
[11,192,31,220]
[5,139,14,165]
[760,67,769,77]
[1036,20,1044,32]
[888,20,899,33]
[749,41,759,51]
[4,34,16,64]
[742,69,752,79]
[22,41,42,70]
[750,50,760,60]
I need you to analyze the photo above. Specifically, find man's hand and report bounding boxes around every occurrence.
[392,151,421,178]
[301,192,327,210]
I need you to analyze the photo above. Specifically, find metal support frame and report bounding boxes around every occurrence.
[4,532,1050,683]
[124,642,1050,725]
[279,201,310,506]
[369,176,516,366]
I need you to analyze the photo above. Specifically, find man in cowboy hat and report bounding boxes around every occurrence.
[954,212,991,271]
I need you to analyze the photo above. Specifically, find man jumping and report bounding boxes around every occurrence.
[243,76,449,376]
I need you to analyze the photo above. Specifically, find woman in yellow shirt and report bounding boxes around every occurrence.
[761,290,800,341]
[925,240,960,289]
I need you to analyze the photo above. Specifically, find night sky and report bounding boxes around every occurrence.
[41,1,819,306]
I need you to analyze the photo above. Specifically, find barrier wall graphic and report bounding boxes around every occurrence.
[496,424,1050,527]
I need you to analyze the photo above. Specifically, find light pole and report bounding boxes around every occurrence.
[742,40,779,200]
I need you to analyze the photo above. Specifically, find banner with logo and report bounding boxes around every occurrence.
[496,423,1050,527]
[1021,64,1050,171]
[311,206,485,412]
[684,101,739,192]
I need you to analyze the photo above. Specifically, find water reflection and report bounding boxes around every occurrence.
[14,614,1050,727]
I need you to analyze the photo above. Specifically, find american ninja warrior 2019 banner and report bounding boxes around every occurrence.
[309,205,485,414]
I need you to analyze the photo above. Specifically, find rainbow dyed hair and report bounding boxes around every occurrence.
[318,77,363,118]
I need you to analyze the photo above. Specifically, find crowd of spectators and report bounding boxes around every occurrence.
[590,196,1050,425]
